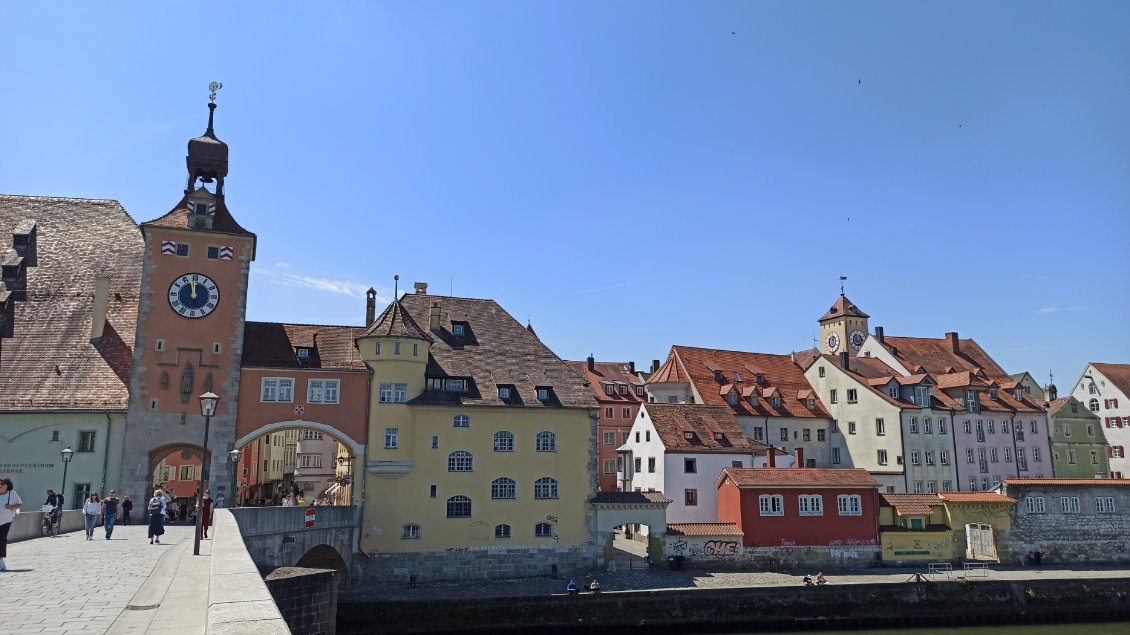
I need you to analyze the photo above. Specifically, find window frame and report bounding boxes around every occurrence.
[261,377,296,402]
[491,477,516,500]
[447,450,473,472]
[798,494,823,516]
[837,494,862,516]
[759,494,784,516]
[445,495,471,518]
[535,431,557,453]
[533,477,559,500]
[493,430,515,452]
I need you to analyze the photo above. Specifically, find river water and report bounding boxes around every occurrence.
[694,623,1130,635]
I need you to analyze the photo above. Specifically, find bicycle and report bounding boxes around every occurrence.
[40,504,60,537]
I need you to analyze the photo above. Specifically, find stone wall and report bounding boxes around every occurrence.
[265,567,338,635]
[664,536,881,570]
[1005,483,1130,565]
[8,510,92,542]
[207,509,290,635]
[361,545,603,584]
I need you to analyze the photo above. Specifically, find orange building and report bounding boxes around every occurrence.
[567,356,647,491]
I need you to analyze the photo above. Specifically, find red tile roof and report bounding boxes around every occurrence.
[143,192,253,236]
[647,352,687,384]
[880,493,941,515]
[937,492,1016,504]
[242,322,367,370]
[591,491,672,504]
[881,335,1009,379]
[566,360,647,404]
[824,355,946,410]
[668,346,830,419]
[818,295,869,322]
[1004,478,1130,487]
[1092,363,1130,398]
[667,523,743,537]
[646,404,774,454]
[0,196,143,411]
[720,467,880,488]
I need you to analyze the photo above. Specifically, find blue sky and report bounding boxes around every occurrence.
[2,2,1127,387]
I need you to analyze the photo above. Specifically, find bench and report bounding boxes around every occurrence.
[927,562,952,578]
[963,562,989,578]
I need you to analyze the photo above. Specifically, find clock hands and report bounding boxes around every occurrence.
[189,280,198,299]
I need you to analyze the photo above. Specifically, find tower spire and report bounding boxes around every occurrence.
[206,82,222,137]
[839,275,847,296]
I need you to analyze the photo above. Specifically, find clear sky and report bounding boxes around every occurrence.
[2,2,1127,388]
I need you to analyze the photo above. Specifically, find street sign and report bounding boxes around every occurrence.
[304,507,316,529]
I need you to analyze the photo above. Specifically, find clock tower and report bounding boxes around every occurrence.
[119,86,257,502]
[818,292,869,356]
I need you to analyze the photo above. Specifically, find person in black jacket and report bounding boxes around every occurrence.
[121,497,133,525]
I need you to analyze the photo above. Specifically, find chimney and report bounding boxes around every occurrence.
[90,276,109,340]
[767,448,776,468]
[839,351,850,371]
[587,354,595,372]
[429,302,441,331]
[794,447,804,469]
[365,288,376,325]
[875,326,884,344]
[651,359,660,373]
[946,332,959,353]
[414,282,428,295]
[629,361,636,374]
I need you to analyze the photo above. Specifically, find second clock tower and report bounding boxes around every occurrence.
[119,89,257,502]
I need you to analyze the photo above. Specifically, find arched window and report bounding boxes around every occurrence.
[453,414,470,428]
[1089,398,1100,412]
[494,524,511,539]
[534,477,559,500]
[401,524,421,540]
[493,431,514,452]
[491,477,516,499]
[446,495,471,518]
[534,522,554,537]
[447,450,473,472]
[536,431,557,453]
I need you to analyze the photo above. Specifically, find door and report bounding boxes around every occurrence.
[965,522,997,561]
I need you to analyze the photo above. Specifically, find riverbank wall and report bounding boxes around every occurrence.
[338,577,1130,634]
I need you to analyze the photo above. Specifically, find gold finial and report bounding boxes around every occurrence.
[208,81,223,103]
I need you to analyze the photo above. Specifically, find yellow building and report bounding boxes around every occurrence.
[879,492,1014,563]
[356,287,598,581]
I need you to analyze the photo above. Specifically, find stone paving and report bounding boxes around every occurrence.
[1,522,200,634]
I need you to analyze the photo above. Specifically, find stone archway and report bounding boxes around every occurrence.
[148,443,212,500]
[233,419,364,455]
[590,492,672,565]
[232,420,364,508]
[296,544,348,577]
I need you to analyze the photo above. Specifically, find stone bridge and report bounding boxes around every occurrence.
[230,505,358,578]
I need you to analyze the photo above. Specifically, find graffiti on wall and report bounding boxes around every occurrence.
[703,540,738,557]
[881,532,951,560]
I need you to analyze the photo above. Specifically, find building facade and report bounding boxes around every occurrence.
[567,356,647,492]
[1001,478,1130,564]
[1069,363,1129,478]
[1045,396,1110,478]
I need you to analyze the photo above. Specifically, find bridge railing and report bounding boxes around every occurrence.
[228,505,357,536]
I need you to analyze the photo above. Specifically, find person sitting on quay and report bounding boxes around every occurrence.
[566,580,578,595]
[588,579,601,593]
[815,572,827,585]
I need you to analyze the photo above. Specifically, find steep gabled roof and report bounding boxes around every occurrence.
[647,351,688,384]
[1092,363,1130,397]
[670,346,830,419]
[667,523,743,537]
[719,467,880,488]
[242,322,366,370]
[880,334,1009,379]
[880,493,942,516]
[358,300,434,342]
[818,295,869,322]
[566,360,647,403]
[143,191,253,236]
[646,404,775,454]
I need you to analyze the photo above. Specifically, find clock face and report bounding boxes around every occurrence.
[849,329,866,350]
[169,273,220,319]
[826,332,840,353]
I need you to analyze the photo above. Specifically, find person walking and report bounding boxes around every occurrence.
[200,490,215,539]
[44,489,63,531]
[101,490,120,540]
[147,490,167,545]
[121,496,132,525]
[1,478,23,571]
[82,493,100,541]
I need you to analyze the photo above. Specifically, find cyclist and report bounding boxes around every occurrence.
[44,489,64,531]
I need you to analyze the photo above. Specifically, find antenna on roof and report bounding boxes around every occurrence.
[393,274,399,299]
[839,275,847,296]
[450,274,453,297]
[811,332,818,348]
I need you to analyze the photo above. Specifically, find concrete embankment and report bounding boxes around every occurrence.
[338,577,1130,634]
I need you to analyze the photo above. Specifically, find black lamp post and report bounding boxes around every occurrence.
[59,446,74,514]
[228,448,241,508]
[194,391,220,556]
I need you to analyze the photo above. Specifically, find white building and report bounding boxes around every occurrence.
[1069,363,1130,478]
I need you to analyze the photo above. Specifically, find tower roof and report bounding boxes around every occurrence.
[359,300,434,342]
[818,294,869,322]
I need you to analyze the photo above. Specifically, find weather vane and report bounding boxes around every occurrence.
[208,81,223,103]
[839,275,847,296]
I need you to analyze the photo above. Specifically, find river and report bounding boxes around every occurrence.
[691,623,1130,635]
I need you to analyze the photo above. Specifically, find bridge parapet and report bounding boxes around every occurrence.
[230,506,357,575]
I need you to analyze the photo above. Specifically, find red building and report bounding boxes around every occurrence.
[567,356,647,491]
[716,468,881,547]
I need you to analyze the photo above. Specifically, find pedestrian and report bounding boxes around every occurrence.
[44,488,63,530]
[101,490,120,540]
[281,494,295,507]
[147,489,166,545]
[200,490,215,539]
[1,478,24,571]
[82,493,101,540]
[121,496,132,525]
[298,495,306,507]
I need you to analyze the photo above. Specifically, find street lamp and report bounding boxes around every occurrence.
[60,446,74,515]
[228,448,241,508]
[194,391,220,556]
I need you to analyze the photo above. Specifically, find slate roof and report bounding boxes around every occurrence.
[937,492,1016,504]
[645,404,776,454]
[0,195,143,411]
[590,491,672,504]
[242,322,366,370]
[566,360,646,404]
[818,295,869,322]
[358,300,433,342]
[390,294,596,409]
[143,192,253,236]
[1003,478,1130,487]
[661,346,831,419]
[1092,363,1130,397]
[880,493,942,516]
[880,334,1009,379]
[719,467,880,488]
[667,523,743,537]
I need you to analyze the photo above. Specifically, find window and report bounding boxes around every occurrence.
[780,428,788,442]
[830,389,838,404]
[401,524,421,539]
[926,481,936,494]
[447,450,473,472]
[298,454,322,468]
[1096,497,1116,513]
[819,367,826,377]
[262,378,295,402]
[817,429,826,441]
[1060,496,1080,513]
[1030,421,1038,434]
[1001,420,1009,434]
[493,524,511,539]
[489,431,514,453]
[1091,450,1099,465]
[832,448,841,464]
[848,421,857,435]
[431,435,439,449]
[538,387,550,401]
[964,420,972,434]
[375,343,382,355]
[803,429,811,442]
[605,407,613,419]
[916,386,929,407]
[429,485,437,498]
[684,489,698,506]
[940,450,950,465]
[759,495,784,516]
[300,430,324,440]
[877,450,888,465]
[798,495,823,516]
[498,386,511,400]
[990,448,998,462]
[413,343,419,356]
[454,414,470,428]
[847,389,858,403]
[939,418,948,434]
[534,477,559,499]
[384,427,399,449]
[378,382,407,403]
[965,390,977,412]
[1089,399,1100,412]
[910,418,918,433]
[732,460,744,468]
[452,323,465,337]
[174,243,189,257]
[913,481,922,494]
[910,450,920,465]
[308,379,340,404]
[645,431,651,441]
[1003,447,1011,462]
[603,459,616,474]
[987,420,995,434]
[831,421,839,433]
[684,458,697,473]
[446,495,471,518]
[837,495,862,516]
[968,477,977,491]
[446,378,467,392]
[1089,382,1098,395]
[491,477,516,499]
[1033,447,1041,462]
[648,457,656,473]
[888,385,899,398]
[772,395,781,408]
[1067,449,1077,464]
[876,419,885,436]
[536,431,557,452]
[634,457,641,472]
[635,386,645,397]
[1087,424,1095,437]
[179,465,194,480]
[392,341,401,356]
[925,450,935,465]
[78,431,96,452]
[534,522,554,537]
[602,431,616,446]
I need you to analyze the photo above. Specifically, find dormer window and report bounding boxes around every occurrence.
[756,374,765,386]
[965,389,977,412]
[713,371,723,382]
[807,399,816,410]
[498,386,511,400]
[683,431,695,441]
[771,395,781,408]
[452,323,465,337]
[726,393,738,406]
[536,387,550,401]
[618,384,628,395]
[989,387,998,401]
[604,383,614,396]
[887,386,899,398]
[714,432,724,441]
[1014,389,1023,401]
[635,385,645,397]
[446,378,466,392]
[749,395,759,407]
[916,386,929,407]
[191,201,214,215]
[296,348,310,360]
